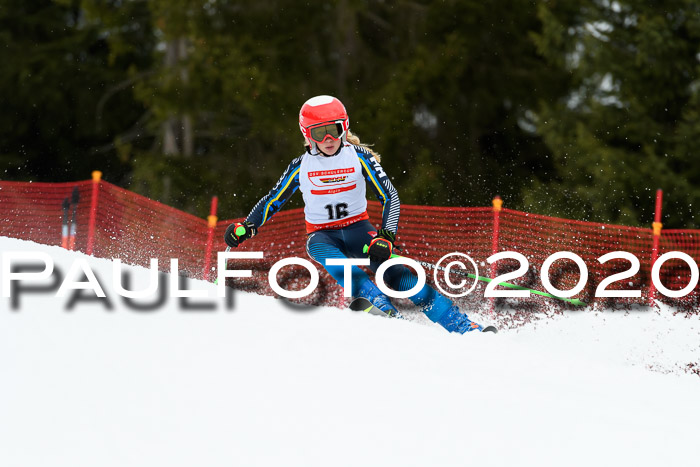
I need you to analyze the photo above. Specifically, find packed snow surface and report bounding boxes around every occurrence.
[1,237,699,467]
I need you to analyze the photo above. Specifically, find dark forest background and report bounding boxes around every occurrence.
[2,0,700,227]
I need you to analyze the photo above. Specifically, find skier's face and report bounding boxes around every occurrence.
[318,138,341,156]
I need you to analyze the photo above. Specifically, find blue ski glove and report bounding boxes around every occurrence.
[224,221,257,248]
[367,229,396,263]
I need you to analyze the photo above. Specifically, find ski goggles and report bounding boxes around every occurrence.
[307,122,346,143]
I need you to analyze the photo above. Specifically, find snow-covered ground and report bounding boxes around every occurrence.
[1,236,699,467]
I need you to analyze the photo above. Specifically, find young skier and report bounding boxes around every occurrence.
[224,95,491,333]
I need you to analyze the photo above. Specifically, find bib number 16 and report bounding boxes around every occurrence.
[324,203,349,220]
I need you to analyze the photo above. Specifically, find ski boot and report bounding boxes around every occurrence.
[356,280,405,319]
[423,295,493,333]
[436,305,484,333]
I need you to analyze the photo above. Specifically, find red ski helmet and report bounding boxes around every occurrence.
[299,95,350,147]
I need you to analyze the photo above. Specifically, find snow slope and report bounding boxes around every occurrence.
[1,237,699,467]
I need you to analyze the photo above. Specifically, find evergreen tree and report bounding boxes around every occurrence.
[531,0,700,227]
[77,0,565,218]
[9,0,696,231]
[355,0,568,209]
[0,0,150,184]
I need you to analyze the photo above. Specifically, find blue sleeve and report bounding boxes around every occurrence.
[246,155,302,229]
[355,146,401,234]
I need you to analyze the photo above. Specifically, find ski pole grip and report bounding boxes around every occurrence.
[362,244,400,259]
[235,225,247,237]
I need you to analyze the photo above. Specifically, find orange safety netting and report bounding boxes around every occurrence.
[1,178,698,311]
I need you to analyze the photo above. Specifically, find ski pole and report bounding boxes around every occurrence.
[214,225,246,284]
[363,245,587,307]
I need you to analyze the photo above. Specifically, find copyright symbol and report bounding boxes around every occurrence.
[434,252,479,298]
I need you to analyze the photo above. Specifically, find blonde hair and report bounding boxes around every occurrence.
[346,130,381,162]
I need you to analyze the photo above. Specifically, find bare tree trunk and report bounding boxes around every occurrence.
[163,118,179,155]
[162,37,193,157]
[178,37,194,157]
[336,0,358,98]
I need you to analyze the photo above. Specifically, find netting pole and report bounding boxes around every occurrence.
[85,171,102,256]
[648,189,663,307]
[203,196,219,281]
[490,196,503,315]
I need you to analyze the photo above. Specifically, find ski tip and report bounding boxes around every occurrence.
[569,299,588,307]
[348,297,391,318]
[481,325,498,333]
[348,297,373,312]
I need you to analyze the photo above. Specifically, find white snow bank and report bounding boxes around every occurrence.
[1,237,699,467]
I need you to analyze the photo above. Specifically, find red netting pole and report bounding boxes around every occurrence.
[203,196,219,281]
[490,196,503,314]
[648,189,663,307]
[86,171,102,256]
